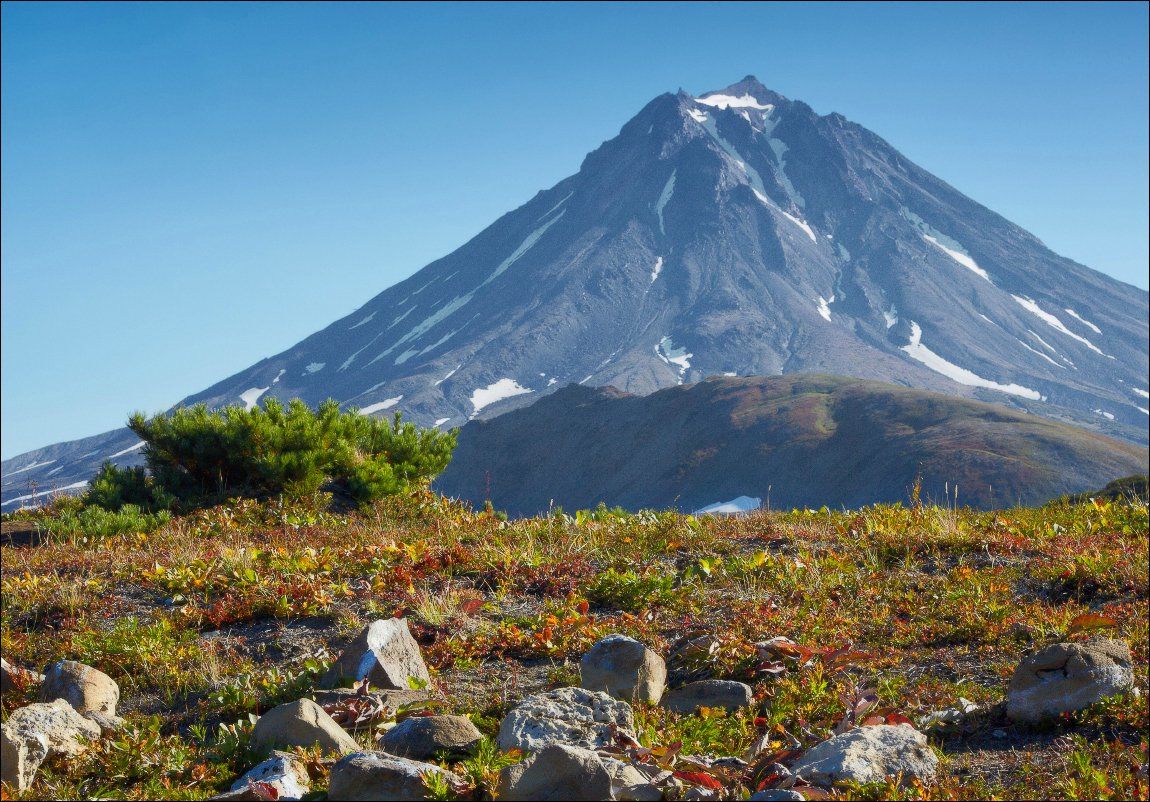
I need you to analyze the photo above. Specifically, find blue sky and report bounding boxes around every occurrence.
[2,1,1147,458]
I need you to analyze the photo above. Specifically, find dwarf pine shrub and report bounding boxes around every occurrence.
[110,398,455,506]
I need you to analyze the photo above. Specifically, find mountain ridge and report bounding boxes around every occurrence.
[435,374,1150,516]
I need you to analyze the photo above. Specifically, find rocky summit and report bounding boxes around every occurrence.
[4,76,1147,507]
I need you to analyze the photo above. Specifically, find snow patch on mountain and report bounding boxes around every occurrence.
[1064,308,1102,334]
[651,257,664,283]
[434,365,462,387]
[901,208,990,282]
[694,495,762,514]
[656,171,676,235]
[107,441,145,459]
[696,93,773,111]
[240,387,269,411]
[657,336,693,383]
[539,191,573,221]
[1012,295,1107,356]
[1,481,89,508]
[901,322,1042,400]
[305,362,325,374]
[1018,339,1064,369]
[350,311,376,329]
[359,396,403,415]
[470,379,532,416]
[6,459,55,476]
[817,295,834,322]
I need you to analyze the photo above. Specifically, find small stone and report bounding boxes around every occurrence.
[580,634,667,705]
[251,699,360,755]
[1006,639,1133,723]
[320,618,432,691]
[750,791,806,801]
[660,680,753,714]
[328,750,463,801]
[379,714,483,759]
[40,659,120,717]
[0,699,101,791]
[497,686,636,753]
[228,752,310,800]
[790,724,938,788]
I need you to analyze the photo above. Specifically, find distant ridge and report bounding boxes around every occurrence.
[435,375,1150,516]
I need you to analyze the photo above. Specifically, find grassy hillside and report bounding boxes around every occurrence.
[436,375,1150,515]
[1,487,1146,800]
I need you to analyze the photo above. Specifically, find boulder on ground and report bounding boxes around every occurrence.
[41,659,120,718]
[1,657,44,695]
[251,698,360,755]
[320,618,431,690]
[660,680,753,714]
[1006,639,1133,723]
[327,750,463,801]
[790,724,937,788]
[497,686,636,753]
[580,634,667,705]
[0,699,101,791]
[226,752,310,800]
[497,743,662,801]
[379,714,482,759]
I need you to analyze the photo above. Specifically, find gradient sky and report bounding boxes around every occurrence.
[2,1,1147,459]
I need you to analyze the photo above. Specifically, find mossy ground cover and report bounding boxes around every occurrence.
[2,490,1147,800]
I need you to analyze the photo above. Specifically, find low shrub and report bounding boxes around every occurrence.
[82,398,457,509]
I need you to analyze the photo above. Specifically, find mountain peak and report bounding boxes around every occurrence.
[696,75,786,108]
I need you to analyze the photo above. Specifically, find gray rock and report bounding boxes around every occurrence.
[320,618,432,691]
[327,751,462,801]
[1006,639,1134,723]
[379,714,483,759]
[1,657,43,695]
[790,724,937,788]
[498,743,662,801]
[498,743,615,801]
[581,634,667,705]
[229,752,310,800]
[40,659,119,717]
[750,791,806,801]
[0,699,102,791]
[661,680,753,713]
[497,686,636,753]
[251,699,360,755]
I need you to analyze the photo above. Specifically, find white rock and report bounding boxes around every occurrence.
[497,686,636,753]
[790,724,937,788]
[0,699,101,791]
[1006,639,1133,723]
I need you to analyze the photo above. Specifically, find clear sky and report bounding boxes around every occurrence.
[2,1,1147,459]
